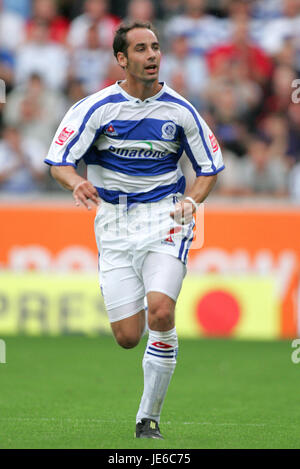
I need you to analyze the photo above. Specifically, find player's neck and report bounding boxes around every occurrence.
[119,78,162,102]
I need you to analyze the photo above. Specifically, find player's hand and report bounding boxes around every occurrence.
[170,201,194,225]
[73,180,100,210]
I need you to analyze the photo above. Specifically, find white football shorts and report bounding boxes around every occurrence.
[94,196,194,323]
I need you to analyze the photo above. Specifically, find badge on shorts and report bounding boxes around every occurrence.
[161,226,182,246]
[161,121,176,140]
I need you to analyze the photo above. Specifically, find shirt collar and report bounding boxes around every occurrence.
[116,81,166,103]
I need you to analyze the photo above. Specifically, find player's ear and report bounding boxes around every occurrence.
[117,52,127,69]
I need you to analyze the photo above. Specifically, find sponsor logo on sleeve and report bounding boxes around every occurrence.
[55,125,76,146]
[209,133,219,153]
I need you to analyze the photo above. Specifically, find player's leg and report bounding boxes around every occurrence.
[99,263,146,349]
[110,306,145,349]
[135,252,185,439]
[147,291,175,331]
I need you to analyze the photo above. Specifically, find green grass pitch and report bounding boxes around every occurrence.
[0,335,299,449]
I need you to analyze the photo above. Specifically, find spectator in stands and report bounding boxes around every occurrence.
[205,65,256,156]
[206,16,273,86]
[260,113,289,160]
[98,56,125,89]
[251,0,283,20]
[264,65,297,115]
[274,36,297,70]
[226,0,254,21]
[213,148,245,196]
[205,28,264,131]
[159,34,208,108]
[0,1,26,52]
[0,125,47,193]
[164,0,226,56]
[238,134,289,196]
[124,0,167,48]
[289,162,300,202]
[108,0,182,20]
[286,102,300,163]
[14,18,69,90]
[286,98,300,202]
[4,73,67,146]
[154,0,183,21]
[259,0,300,56]
[2,0,32,19]
[0,48,15,93]
[26,0,70,45]
[229,58,263,126]
[225,0,269,49]
[64,78,87,108]
[69,23,111,94]
[208,88,250,156]
[126,0,156,23]
[67,0,120,50]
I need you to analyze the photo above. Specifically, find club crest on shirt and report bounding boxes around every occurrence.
[161,121,176,140]
[55,125,76,146]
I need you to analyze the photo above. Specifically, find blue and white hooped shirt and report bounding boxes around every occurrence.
[45,81,224,205]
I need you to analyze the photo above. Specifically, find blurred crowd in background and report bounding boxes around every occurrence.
[0,0,299,201]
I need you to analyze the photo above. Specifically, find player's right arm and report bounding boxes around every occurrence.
[50,165,100,210]
[45,96,103,210]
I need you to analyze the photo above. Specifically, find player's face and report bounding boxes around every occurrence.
[119,28,161,83]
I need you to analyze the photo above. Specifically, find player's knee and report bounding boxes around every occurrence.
[115,332,140,349]
[148,306,173,329]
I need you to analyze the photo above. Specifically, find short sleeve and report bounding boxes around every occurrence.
[182,106,225,176]
[44,98,101,168]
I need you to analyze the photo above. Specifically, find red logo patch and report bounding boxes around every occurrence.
[152,341,172,349]
[104,123,118,136]
[209,133,219,153]
[55,126,75,146]
[107,124,115,133]
[163,226,182,244]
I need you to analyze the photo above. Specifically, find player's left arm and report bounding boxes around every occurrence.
[171,105,224,224]
[170,174,217,224]
[184,173,218,204]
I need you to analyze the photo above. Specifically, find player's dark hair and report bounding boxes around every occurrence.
[113,21,159,59]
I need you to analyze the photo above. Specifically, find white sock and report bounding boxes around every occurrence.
[136,327,178,424]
